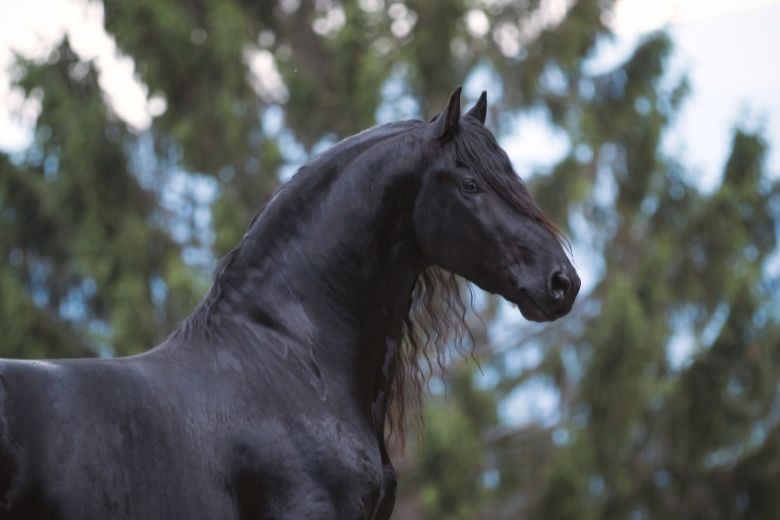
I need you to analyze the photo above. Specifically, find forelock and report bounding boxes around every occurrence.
[450,119,565,245]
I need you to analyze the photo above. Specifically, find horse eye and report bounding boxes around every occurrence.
[461,178,479,194]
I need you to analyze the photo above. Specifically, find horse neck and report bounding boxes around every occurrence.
[210,131,426,416]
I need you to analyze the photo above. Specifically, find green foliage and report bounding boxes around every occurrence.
[1,40,190,356]
[406,398,485,520]
[1,0,778,518]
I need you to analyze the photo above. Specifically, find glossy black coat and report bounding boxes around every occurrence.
[0,89,578,519]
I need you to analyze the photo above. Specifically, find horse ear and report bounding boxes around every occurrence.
[432,86,462,141]
[465,91,487,124]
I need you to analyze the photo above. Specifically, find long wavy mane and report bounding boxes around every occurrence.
[387,267,474,446]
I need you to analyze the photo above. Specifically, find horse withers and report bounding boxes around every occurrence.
[0,88,578,519]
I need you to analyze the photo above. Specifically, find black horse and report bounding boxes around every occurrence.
[0,88,578,519]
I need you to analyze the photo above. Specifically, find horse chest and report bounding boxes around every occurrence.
[227,417,389,519]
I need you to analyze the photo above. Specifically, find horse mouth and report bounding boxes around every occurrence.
[513,289,552,322]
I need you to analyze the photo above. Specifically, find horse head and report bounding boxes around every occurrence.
[414,87,580,321]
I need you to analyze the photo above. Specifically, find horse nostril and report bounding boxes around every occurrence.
[550,271,571,301]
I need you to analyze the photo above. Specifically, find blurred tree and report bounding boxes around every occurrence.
[0,40,204,356]
[519,34,780,520]
[1,0,778,518]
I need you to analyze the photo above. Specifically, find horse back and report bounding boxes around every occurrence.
[0,356,234,519]
[0,359,75,518]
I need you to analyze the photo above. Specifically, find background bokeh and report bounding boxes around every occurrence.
[1,0,780,518]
